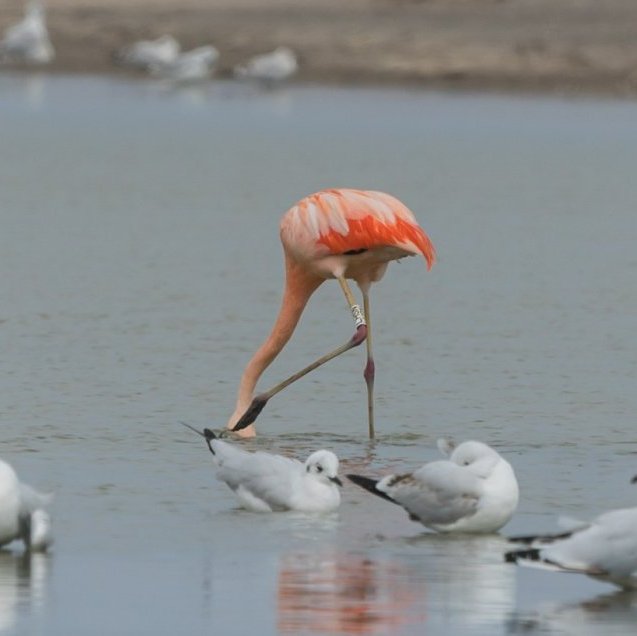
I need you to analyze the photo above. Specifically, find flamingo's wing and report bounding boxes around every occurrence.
[379,460,482,526]
[282,188,436,267]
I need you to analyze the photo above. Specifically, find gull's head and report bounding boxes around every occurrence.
[305,450,342,487]
[449,441,501,479]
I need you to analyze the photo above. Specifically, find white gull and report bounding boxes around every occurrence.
[347,439,519,533]
[0,459,52,552]
[150,45,219,82]
[505,478,637,589]
[115,34,180,71]
[185,425,341,513]
[0,2,54,64]
[234,46,298,83]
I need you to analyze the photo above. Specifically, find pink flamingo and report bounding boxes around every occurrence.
[227,188,436,438]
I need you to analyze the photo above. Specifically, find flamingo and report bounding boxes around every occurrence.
[227,188,436,438]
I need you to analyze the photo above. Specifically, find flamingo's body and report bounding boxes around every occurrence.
[227,188,436,437]
[280,189,435,281]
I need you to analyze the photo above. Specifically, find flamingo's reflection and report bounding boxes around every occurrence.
[277,551,426,634]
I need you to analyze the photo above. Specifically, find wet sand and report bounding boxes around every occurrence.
[2,0,637,96]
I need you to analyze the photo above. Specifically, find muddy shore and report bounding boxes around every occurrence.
[2,0,637,97]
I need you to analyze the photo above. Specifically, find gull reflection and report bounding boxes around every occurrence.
[23,74,46,110]
[277,551,426,634]
[406,534,517,631]
[0,552,50,632]
[506,589,637,635]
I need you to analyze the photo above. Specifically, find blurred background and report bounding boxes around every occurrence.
[2,0,637,95]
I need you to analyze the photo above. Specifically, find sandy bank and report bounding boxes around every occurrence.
[2,0,637,96]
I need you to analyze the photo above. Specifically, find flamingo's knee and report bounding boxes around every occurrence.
[350,324,368,347]
[364,358,375,384]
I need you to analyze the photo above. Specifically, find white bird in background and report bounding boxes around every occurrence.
[347,439,519,533]
[234,46,298,84]
[150,45,219,82]
[0,459,52,552]
[505,478,637,589]
[184,424,342,513]
[115,34,180,71]
[0,1,54,64]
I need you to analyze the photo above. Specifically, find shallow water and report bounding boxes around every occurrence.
[1,74,636,635]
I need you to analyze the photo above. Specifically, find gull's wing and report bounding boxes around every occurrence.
[379,460,483,526]
[543,508,637,573]
[507,508,637,583]
[211,440,303,510]
[18,482,52,515]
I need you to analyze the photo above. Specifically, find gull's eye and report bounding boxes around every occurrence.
[316,465,323,473]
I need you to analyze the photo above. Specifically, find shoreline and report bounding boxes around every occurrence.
[3,0,637,99]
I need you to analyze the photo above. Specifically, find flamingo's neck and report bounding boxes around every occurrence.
[227,256,323,435]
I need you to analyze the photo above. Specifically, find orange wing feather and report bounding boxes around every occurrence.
[283,189,436,270]
[317,216,436,270]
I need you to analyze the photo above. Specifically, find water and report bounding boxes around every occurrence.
[1,74,636,635]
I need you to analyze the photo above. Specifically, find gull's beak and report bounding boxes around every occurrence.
[330,476,343,487]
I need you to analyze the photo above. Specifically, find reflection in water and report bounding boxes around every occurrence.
[277,552,426,634]
[507,590,637,635]
[407,534,516,631]
[0,552,49,633]
[24,75,46,111]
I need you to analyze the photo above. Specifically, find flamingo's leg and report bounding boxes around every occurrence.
[232,276,368,433]
[362,289,375,439]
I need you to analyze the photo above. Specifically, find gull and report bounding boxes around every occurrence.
[0,2,54,64]
[115,34,179,71]
[150,45,219,82]
[234,46,298,83]
[184,425,342,513]
[505,478,637,589]
[347,439,519,533]
[115,34,180,71]
[0,459,52,552]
